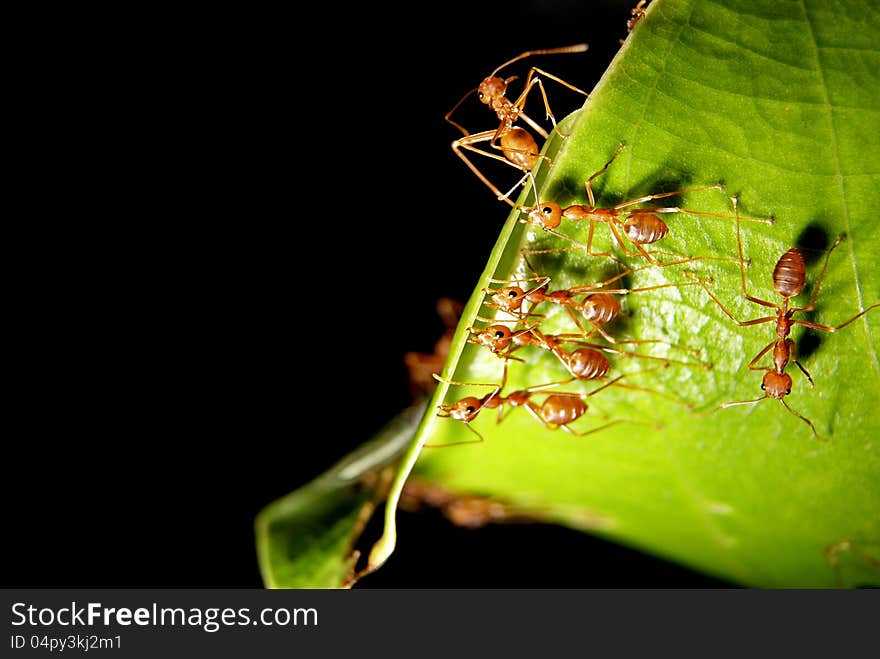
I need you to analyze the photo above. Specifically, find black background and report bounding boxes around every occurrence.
[6,1,727,587]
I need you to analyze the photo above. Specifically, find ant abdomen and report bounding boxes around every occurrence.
[581,293,621,324]
[500,127,540,170]
[773,248,806,298]
[624,214,669,244]
[568,348,611,379]
[540,395,588,426]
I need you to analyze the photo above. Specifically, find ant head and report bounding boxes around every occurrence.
[486,324,513,350]
[491,286,526,311]
[527,202,562,230]
[441,397,484,423]
[470,324,513,351]
[477,76,507,104]
[761,371,793,399]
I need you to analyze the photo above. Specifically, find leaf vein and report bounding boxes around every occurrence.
[800,0,879,375]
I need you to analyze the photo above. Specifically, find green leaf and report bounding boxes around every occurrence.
[370,0,880,587]
[256,404,423,588]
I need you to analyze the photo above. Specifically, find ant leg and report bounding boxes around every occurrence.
[432,374,502,389]
[482,302,545,324]
[787,338,814,386]
[563,305,601,340]
[692,394,765,419]
[565,217,630,266]
[611,380,693,409]
[683,272,778,326]
[425,422,485,448]
[518,72,588,139]
[497,171,533,204]
[524,66,591,116]
[565,269,638,294]
[729,195,769,304]
[523,377,578,393]
[792,235,846,312]
[584,373,628,397]
[719,395,767,409]
[522,401,552,430]
[560,339,710,369]
[644,204,773,225]
[486,275,551,286]
[538,226,594,252]
[521,243,628,268]
[746,341,775,371]
[584,142,627,208]
[562,419,630,437]
[612,185,723,210]
[569,278,710,297]
[610,186,774,225]
[452,131,530,206]
[511,75,555,136]
[642,251,747,267]
[780,399,827,442]
[630,241,747,267]
[792,303,879,331]
[604,220,664,265]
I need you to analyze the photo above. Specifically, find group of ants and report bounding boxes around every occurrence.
[400,30,878,581]
[404,42,878,447]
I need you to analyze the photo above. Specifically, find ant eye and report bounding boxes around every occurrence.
[786,389,791,395]
[494,331,505,338]
[477,92,484,100]
[466,406,475,414]
[508,290,518,298]
[542,206,553,214]
[760,384,765,390]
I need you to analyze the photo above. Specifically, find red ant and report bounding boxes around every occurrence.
[519,143,773,266]
[689,197,879,440]
[445,45,590,206]
[468,322,708,377]
[482,257,709,343]
[430,364,656,445]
